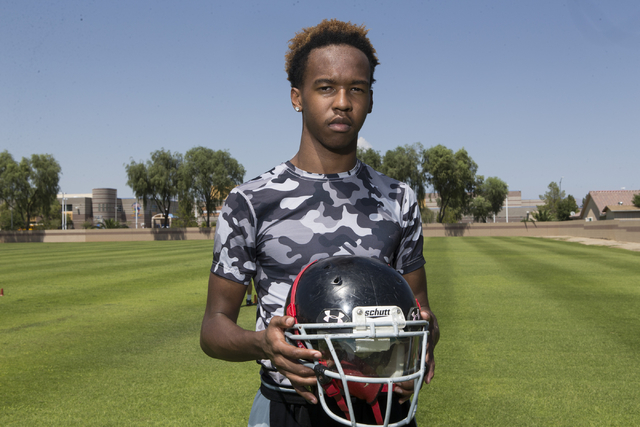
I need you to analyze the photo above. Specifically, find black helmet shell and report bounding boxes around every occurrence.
[286,256,418,325]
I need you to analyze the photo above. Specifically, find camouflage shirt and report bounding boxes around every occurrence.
[211,160,425,385]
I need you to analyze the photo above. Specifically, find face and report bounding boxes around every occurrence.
[291,44,373,155]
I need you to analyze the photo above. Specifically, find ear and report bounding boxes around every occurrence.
[291,87,302,111]
[368,90,374,114]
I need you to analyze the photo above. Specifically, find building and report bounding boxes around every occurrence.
[579,190,640,221]
[603,205,640,220]
[57,189,178,228]
[423,191,545,223]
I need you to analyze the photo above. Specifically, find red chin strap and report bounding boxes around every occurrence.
[319,361,387,425]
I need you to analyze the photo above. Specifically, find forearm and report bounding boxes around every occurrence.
[200,312,267,362]
[200,272,268,362]
[404,266,439,346]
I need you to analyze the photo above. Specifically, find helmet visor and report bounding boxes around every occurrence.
[318,334,423,379]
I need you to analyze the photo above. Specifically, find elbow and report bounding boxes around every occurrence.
[199,323,218,359]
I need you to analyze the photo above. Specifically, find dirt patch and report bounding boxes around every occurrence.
[538,236,640,252]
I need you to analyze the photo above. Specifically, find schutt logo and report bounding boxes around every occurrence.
[364,308,391,318]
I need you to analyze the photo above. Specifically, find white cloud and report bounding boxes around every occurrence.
[357,137,372,151]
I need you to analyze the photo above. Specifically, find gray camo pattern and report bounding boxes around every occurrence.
[211,160,425,385]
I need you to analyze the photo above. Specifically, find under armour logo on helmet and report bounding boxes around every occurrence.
[323,310,345,323]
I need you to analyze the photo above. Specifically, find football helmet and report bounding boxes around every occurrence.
[285,256,429,427]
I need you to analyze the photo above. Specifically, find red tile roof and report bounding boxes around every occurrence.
[588,190,640,214]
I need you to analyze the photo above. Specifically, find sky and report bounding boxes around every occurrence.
[2,0,639,202]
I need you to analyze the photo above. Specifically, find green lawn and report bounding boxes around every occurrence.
[420,237,640,426]
[1,238,639,426]
[0,241,259,427]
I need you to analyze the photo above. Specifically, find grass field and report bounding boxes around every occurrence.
[1,238,640,426]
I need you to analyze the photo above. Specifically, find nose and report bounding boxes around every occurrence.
[332,88,352,111]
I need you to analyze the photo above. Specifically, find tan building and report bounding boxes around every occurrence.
[580,190,640,221]
[423,191,545,223]
[57,189,178,228]
[603,205,640,220]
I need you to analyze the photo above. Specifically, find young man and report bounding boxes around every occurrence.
[200,19,439,426]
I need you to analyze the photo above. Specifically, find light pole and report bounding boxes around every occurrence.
[505,184,509,223]
[61,193,66,230]
[506,194,509,223]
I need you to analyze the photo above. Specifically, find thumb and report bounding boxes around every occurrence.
[270,315,295,329]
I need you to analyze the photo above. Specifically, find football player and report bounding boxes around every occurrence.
[200,19,439,427]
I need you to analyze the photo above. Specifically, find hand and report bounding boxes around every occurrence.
[262,315,322,403]
[394,309,438,404]
[423,309,438,384]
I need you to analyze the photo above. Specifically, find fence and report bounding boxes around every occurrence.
[423,220,640,243]
[0,227,214,243]
[2,220,640,244]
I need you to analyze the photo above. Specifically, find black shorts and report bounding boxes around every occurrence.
[261,382,417,427]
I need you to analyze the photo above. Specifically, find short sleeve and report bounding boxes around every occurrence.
[394,185,425,275]
[211,189,257,285]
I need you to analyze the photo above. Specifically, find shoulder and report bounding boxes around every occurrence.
[357,162,416,202]
[226,163,300,204]
[232,162,291,194]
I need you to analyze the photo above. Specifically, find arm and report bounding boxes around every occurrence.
[200,272,322,402]
[395,266,440,402]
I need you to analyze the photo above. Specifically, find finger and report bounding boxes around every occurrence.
[266,319,322,362]
[394,386,414,404]
[271,356,317,381]
[393,379,415,404]
[293,384,318,404]
[272,336,322,362]
[424,353,435,384]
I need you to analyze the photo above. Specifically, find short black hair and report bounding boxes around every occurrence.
[285,19,379,88]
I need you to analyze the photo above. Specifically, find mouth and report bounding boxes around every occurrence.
[328,116,352,132]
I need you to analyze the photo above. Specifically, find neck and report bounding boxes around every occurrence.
[290,143,357,175]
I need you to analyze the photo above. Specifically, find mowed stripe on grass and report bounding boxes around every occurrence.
[0,241,260,426]
[1,238,640,426]
[420,237,640,426]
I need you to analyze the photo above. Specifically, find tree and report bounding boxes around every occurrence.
[539,181,565,218]
[0,151,19,230]
[101,218,128,229]
[42,200,62,230]
[0,152,61,230]
[633,193,640,208]
[356,146,383,170]
[125,149,183,228]
[482,177,509,219]
[532,206,554,222]
[174,194,198,228]
[469,194,492,223]
[182,147,245,228]
[0,203,16,230]
[0,151,16,205]
[470,176,509,222]
[420,206,436,224]
[422,145,478,223]
[556,195,579,221]
[380,143,427,208]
